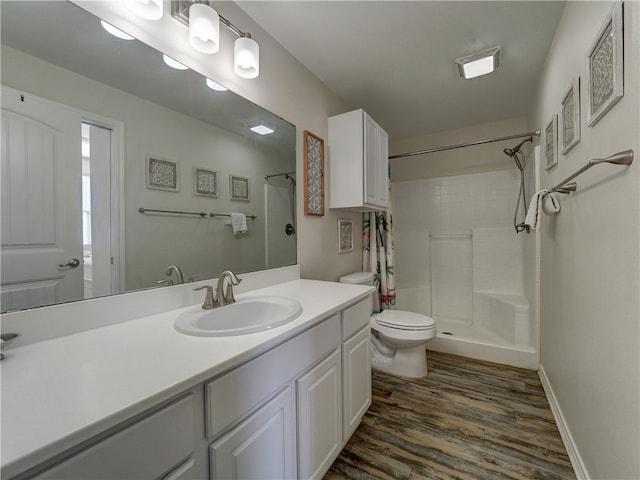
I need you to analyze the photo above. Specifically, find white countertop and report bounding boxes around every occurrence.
[0,279,373,478]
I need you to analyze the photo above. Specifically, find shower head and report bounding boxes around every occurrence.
[285,174,296,186]
[503,137,533,157]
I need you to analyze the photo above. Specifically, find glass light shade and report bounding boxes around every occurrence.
[234,36,259,79]
[456,46,501,80]
[206,78,228,92]
[101,20,135,40]
[163,54,188,70]
[189,4,220,54]
[123,0,163,21]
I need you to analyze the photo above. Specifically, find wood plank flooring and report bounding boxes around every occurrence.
[325,351,576,480]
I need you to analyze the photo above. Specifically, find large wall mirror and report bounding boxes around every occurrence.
[0,1,297,313]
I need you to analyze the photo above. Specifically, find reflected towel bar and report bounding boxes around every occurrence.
[138,207,207,217]
[138,208,257,220]
[210,213,258,220]
[549,149,634,193]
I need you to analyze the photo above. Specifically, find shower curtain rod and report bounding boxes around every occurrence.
[389,130,541,159]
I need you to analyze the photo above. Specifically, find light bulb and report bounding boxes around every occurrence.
[101,20,135,40]
[163,54,188,70]
[123,0,163,21]
[206,78,228,92]
[234,36,259,79]
[189,4,220,54]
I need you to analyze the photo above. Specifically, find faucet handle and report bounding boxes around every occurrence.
[193,285,216,309]
[225,283,237,303]
[187,275,201,283]
[156,279,174,286]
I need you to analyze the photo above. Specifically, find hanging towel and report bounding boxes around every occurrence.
[524,189,549,232]
[542,192,561,215]
[225,213,248,235]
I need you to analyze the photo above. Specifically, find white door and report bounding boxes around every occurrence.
[1,87,83,311]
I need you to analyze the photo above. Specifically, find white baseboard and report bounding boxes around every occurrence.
[538,364,589,480]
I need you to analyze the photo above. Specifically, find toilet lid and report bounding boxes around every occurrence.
[375,310,435,330]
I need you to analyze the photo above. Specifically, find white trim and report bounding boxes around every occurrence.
[538,364,589,480]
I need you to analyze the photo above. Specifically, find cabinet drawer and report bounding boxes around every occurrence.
[206,314,340,439]
[342,297,372,340]
[36,394,195,480]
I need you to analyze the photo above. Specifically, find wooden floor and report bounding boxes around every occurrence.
[325,351,576,480]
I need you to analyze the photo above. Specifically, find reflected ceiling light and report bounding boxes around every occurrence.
[101,20,135,40]
[171,1,260,79]
[250,124,274,135]
[206,78,228,91]
[456,46,501,79]
[163,54,189,70]
[234,34,259,79]
[189,3,220,54]
[123,0,163,21]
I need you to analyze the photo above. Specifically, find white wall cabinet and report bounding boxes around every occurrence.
[297,348,342,480]
[329,109,389,211]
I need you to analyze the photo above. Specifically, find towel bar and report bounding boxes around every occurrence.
[549,149,633,193]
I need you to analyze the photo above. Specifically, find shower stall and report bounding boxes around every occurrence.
[264,172,297,269]
[392,143,540,369]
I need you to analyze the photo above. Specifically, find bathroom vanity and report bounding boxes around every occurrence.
[0,279,373,480]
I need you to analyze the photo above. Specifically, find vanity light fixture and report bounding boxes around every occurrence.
[101,20,135,40]
[456,46,501,79]
[123,0,163,21]
[163,54,189,70]
[250,124,274,135]
[171,1,260,79]
[206,78,228,91]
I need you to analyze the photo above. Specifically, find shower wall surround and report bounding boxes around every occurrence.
[393,169,534,347]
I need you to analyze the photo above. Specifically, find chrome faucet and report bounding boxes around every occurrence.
[165,265,185,285]
[215,270,242,306]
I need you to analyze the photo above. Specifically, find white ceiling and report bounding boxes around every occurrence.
[237,1,566,140]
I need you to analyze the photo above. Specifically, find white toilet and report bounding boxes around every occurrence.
[339,272,437,378]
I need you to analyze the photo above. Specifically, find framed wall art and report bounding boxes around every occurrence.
[337,219,353,254]
[560,77,581,154]
[303,130,325,216]
[146,156,179,192]
[193,167,218,197]
[229,175,249,201]
[544,114,558,171]
[586,1,623,126]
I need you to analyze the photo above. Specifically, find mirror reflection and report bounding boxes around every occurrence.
[0,1,297,313]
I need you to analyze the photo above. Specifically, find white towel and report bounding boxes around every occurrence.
[524,189,549,232]
[225,213,248,235]
[542,192,561,215]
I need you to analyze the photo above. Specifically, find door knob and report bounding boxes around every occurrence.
[59,258,81,268]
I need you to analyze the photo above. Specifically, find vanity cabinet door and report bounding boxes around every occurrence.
[297,348,342,480]
[209,386,296,480]
[342,326,372,441]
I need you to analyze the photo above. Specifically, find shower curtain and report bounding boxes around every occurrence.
[363,196,396,312]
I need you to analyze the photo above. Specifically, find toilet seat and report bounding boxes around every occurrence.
[374,310,435,332]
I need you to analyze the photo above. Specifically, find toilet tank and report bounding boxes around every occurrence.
[339,272,374,286]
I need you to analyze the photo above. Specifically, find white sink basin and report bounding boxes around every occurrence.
[174,295,303,337]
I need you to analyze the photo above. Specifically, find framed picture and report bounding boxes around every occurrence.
[146,156,178,192]
[337,219,353,254]
[229,175,249,201]
[560,77,581,154]
[586,1,623,126]
[544,114,558,171]
[303,130,325,216]
[193,167,218,197]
